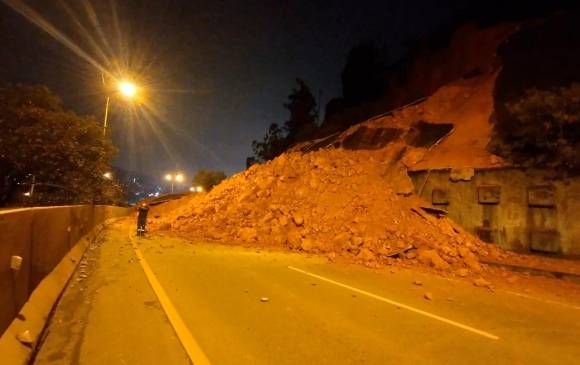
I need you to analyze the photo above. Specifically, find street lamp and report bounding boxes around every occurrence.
[102,75,139,136]
[118,81,137,98]
[165,172,184,194]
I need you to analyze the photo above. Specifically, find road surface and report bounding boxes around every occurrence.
[33,219,580,364]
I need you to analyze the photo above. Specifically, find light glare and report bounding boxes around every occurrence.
[118,81,137,98]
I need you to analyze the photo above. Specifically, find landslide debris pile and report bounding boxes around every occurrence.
[152,143,505,275]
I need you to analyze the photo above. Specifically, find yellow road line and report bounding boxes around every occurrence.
[129,232,212,365]
[288,266,500,340]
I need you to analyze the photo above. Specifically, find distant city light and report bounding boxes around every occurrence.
[165,174,173,181]
[190,186,203,192]
[23,192,31,197]
[175,174,184,182]
[103,172,112,179]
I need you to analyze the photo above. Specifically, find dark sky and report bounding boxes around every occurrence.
[0,0,565,181]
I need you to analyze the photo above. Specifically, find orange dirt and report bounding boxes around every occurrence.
[151,143,516,278]
[149,72,579,300]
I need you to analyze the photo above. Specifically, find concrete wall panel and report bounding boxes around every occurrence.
[29,208,71,291]
[0,205,130,335]
[411,168,580,255]
[0,211,34,335]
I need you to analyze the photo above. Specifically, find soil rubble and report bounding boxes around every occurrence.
[150,142,514,278]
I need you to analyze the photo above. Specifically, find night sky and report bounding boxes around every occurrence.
[0,0,564,181]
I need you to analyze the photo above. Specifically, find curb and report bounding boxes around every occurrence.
[481,259,580,283]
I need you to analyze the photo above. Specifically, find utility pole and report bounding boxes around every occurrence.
[29,175,36,196]
[102,73,110,137]
[103,95,110,137]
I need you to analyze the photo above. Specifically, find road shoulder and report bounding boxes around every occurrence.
[33,220,190,365]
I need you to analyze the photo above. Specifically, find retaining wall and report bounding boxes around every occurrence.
[410,168,580,255]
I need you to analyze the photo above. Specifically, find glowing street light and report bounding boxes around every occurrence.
[165,172,185,194]
[102,75,141,137]
[118,81,137,98]
[103,172,113,179]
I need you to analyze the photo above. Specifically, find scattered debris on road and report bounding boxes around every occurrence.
[16,329,33,345]
[473,278,492,288]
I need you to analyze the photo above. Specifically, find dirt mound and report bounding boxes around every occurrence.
[151,142,508,276]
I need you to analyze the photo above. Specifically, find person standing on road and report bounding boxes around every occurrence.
[137,203,150,236]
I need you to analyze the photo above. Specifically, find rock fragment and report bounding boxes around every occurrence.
[473,278,492,288]
[16,330,33,345]
[417,249,450,270]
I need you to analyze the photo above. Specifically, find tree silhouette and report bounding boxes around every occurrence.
[341,41,386,104]
[192,169,226,192]
[248,79,318,165]
[490,83,580,170]
[0,84,123,205]
[284,78,318,144]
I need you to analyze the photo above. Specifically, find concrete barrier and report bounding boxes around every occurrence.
[0,205,130,337]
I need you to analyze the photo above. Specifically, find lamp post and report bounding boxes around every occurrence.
[165,173,184,194]
[102,74,139,136]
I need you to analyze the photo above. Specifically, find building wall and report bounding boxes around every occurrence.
[409,168,580,255]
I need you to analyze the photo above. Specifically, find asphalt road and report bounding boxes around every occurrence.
[34,219,580,365]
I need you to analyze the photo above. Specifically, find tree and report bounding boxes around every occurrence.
[248,79,318,165]
[0,84,124,205]
[250,123,287,163]
[192,169,226,192]
[341,41,386,104]
[284,78,318,144]
[490,83,580,170]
